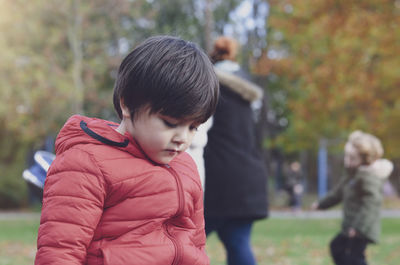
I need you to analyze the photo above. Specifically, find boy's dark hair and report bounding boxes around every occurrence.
[113,35,219,124]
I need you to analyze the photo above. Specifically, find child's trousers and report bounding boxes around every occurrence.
[330,233,369,265]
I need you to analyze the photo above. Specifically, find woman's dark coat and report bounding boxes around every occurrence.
[204,62,268,220]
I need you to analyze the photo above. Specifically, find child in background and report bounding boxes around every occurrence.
[284,161,304,211]
[35,36,219,265]
[312,130,393,265]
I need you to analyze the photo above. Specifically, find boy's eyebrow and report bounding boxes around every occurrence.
[159,114,201,125]
[158,114,178,121]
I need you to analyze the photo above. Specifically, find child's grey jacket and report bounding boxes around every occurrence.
[317,159,393,243]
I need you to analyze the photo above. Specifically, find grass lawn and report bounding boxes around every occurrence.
[0,217,399,265]
[0,219,39,265]
[207,218,400,265]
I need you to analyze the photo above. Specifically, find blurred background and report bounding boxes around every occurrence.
[0,0,399,209]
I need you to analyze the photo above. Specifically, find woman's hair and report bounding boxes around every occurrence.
[347,130,383,165]
[209,36,239,64]
[113,35,219,124]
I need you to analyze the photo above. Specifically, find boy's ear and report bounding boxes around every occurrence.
[120,99,131,119]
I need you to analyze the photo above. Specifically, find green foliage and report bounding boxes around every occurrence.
[0,0,243,143]
[0,141,29,208]
[0,0,251,208]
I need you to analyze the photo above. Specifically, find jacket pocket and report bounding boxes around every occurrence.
[100,244,175,265]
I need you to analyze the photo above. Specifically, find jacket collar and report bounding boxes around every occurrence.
[358,159,393,180]
[55,115,148,161]
[214,60,263,102]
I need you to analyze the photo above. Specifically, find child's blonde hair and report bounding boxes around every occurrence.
[347,130,383,165]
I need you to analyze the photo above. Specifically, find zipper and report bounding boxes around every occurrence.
[163,222,183,265]
[165,165,185,217]
[163,165,185,265]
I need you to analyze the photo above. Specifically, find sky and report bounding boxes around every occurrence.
[224,0,269,46]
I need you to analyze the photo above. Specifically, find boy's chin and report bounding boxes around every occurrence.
[151,156,174,165]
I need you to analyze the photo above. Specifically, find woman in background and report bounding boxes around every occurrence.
[203,36,268,265]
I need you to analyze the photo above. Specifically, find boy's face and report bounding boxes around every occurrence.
[344,142,362,169]
[121,107,199,165]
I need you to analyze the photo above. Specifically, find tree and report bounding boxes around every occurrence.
[266,0,400,157]
[0,0,248,207]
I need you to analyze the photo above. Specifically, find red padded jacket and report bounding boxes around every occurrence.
[35,115,209,265]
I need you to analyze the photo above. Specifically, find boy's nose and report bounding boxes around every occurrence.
[173,127,190,146]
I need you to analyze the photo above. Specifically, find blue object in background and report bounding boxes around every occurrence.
[23,150,55,189]
[318,140,328,198]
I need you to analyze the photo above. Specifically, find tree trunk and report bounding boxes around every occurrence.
[203,0,214,54]
[67,0,84,114]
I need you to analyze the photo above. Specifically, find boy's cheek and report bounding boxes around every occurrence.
[187,135,196,149]
[183,143,192,152]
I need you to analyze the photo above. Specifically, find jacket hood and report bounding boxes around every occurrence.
[214,61,263,102]
[55,115,145,159]
[359,158,394,180]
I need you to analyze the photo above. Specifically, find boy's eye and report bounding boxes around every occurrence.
[190,125,199,131]
[162,119,178,128]
[161,116,199,131]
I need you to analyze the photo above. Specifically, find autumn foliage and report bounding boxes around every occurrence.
[266,0,400,156]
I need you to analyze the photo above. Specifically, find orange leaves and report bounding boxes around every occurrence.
[266,0,400,156]
[252,51,272,76]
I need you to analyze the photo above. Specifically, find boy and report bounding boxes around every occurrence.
[312,130,393,265]
[35,35,219,265]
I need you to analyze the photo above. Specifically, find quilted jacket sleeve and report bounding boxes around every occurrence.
[317,176,348,210]
[35,148,106,265]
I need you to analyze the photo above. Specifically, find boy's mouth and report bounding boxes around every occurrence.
[165,149,180,154]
